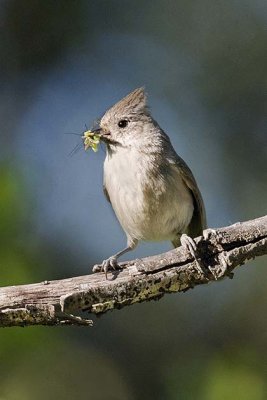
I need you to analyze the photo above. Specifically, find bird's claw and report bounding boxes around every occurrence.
[180,234,203,275]
[181,234,197,253]
[209,252,231,280]
[102,256,118,278]
[92,256,118,279]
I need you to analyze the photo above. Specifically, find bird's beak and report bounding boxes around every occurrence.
[90,127,102,135]
[91,127,112,143]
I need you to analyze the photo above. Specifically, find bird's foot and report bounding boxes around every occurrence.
[208,251,233,280]
[92,256,118,279]
[180,234,204,276]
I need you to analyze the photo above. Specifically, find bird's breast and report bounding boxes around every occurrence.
[103,147,193,241]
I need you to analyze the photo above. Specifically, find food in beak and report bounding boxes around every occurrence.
[82,130,101,152]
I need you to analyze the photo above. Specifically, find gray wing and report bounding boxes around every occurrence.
[174,155,207,237]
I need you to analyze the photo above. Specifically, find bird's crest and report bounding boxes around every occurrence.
[107,87,148,117]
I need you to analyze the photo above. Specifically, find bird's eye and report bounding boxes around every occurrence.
[118,119,128,128]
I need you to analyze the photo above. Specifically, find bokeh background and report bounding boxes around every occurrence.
[0,1,267,399]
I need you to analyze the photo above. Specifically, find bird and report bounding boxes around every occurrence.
[91,88,206,277]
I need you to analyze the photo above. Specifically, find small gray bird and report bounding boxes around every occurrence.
[92,88,206,277]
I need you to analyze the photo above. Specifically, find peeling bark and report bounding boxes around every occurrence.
[0,215,266,327]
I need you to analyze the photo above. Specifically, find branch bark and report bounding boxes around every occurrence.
[0,216,266,328]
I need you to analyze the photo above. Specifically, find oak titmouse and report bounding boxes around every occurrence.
[92,88,206,277]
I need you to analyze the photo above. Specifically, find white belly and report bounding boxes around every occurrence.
[104,147,193,241]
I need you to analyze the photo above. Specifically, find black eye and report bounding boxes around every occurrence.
[118,119,128,128]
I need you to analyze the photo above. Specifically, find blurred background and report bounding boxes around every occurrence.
[0,0,267,398]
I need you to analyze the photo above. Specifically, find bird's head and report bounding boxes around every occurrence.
[95,88,152,148]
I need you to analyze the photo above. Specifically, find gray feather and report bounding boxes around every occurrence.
[176,158,207,237]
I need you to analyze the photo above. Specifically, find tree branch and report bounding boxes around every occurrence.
[0,216,266,327]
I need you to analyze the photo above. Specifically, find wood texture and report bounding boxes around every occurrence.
[0,215,266,327]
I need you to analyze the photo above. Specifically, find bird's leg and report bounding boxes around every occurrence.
[93,238,138,279]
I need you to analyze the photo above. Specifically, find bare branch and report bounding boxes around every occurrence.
[0,216,266,327]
